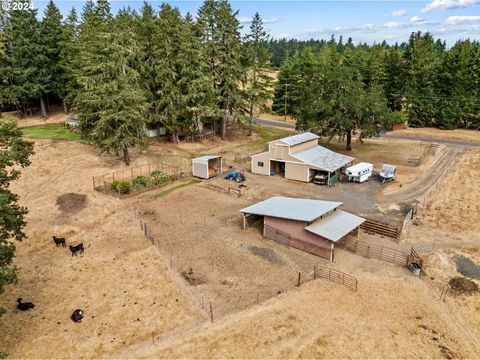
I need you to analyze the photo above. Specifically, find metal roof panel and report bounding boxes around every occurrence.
[305,210,365,242]
[291,145,355,172]
[239,196,342,222]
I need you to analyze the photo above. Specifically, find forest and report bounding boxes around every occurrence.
[0,0,479,159]
[271,34,480,143]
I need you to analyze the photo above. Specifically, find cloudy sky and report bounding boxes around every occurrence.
[33,0,480,45]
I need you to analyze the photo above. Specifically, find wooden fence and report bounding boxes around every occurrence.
[337,238,410,267]
[314,266,357,291]
[360,218,403,241]
[92,161,191,197]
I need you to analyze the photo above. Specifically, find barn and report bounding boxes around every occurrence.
[240,196,365,260]
[250,132,355,185]
[192,156,223,179]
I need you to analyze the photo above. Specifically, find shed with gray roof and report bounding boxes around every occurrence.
[240,196,365,260]
[192,155,223,179]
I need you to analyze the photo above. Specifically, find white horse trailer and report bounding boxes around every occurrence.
[346,162,373,183]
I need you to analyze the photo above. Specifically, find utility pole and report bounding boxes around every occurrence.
[284,83,289,121]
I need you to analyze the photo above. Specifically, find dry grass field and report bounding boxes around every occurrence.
[1,124,479,358]
[123,249,480,359]
[2,106,71,128]
[388,127,480,143]
[0,139,203,358]
[406,149,480,245]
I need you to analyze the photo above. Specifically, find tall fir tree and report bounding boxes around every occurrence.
[177,13,216,135]
[242,12,273,135]
[197,0,243,138]
[58,7,78,112]
[41,0,63,112]
[9,0,48,117]
[403,31,439,127]
[0,8,16,114]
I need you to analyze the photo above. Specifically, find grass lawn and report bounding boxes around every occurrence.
[227,125,294,154]
[21,123,81,141]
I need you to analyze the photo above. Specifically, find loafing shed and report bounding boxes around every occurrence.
[192,156,223,179]
[240,196,365,261]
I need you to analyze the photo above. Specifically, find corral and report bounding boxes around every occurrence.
[1,125,479,358]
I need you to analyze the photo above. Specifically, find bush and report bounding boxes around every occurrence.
[148,171,173,186]
[131,175,148,188]
[111,180,130,194]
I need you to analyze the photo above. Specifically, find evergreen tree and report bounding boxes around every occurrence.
[0,8,16,114]
[436,40,480,129]
[41,0,63,111]
[177,13,216,136]
[58,7,78,112]
[242,12,273,135]
[403,31,439,127]
[136,2,159,127]
[9,0,48,117]
[75,2,146,164]
[384,45,405,111]
[152,4,183,142]
[197,0,243,138]
[0,117,34,315]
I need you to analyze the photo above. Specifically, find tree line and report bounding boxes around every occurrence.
[0,0,273,164]
[272,33,480,144]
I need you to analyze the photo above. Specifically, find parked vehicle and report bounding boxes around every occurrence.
[379,164,396,184]
[345,162,373,183]
[224,170,245,183]
[313,173,328,185]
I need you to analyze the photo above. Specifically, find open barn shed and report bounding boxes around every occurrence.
[192,155,223,179]
[240,196,365,261]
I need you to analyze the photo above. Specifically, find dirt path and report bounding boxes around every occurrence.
[378,146,462,207]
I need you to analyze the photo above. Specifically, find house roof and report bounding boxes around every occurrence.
[291,145,355,173]
[277,132,319,146]
[239,196,342,222]
[193,155,222,162]
[305,210,365,242]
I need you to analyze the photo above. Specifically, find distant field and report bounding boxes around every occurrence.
[388,127,480,143]
[21,124,81,141]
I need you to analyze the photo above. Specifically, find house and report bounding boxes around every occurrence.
[240,196,365,261]
[250,132,355,185]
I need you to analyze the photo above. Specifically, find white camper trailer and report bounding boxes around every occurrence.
[345,162,373,183]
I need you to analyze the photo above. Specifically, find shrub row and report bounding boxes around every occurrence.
[110,171,174,195]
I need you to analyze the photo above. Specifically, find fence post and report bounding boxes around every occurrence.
[297,272,301,287]
[366,246,370,258]
[92,176,95,190]
[144,224,147,237]
[209,302,214,323]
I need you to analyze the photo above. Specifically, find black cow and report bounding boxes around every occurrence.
[69,243,84,257]
[70,309,84,323]
[17,298,35,311]
[52,236,66,247]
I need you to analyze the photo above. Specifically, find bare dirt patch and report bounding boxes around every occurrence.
[56,193,87,213]
[449,277,479,295]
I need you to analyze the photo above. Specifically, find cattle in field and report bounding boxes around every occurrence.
[52,236,66,247]
[69,243,84,256]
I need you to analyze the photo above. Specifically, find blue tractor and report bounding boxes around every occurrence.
[224,170,246,183]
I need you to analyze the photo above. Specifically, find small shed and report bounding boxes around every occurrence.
[192,156,223,179]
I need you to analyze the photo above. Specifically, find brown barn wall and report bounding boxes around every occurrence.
[264,216,333,260]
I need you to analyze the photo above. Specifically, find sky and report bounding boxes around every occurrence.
[30,0,480,45]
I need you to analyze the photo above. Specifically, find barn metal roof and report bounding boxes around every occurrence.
[239,196,342,222]
[291,145,355,173]
[193,155,222,162]
[277,132,319,146]
[305,210,365,242]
